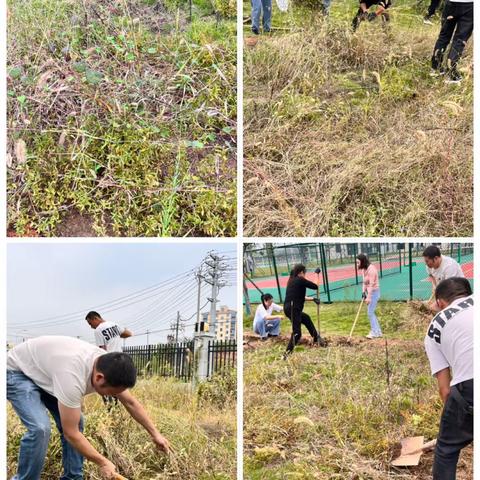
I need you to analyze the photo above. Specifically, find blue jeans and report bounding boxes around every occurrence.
[251,0,272,32]
[254,318,281,338]
[7,370,84,480]
[367,289,382,336]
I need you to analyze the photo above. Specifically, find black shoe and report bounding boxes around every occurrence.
[252,27,259,35]
[445,68,462,84]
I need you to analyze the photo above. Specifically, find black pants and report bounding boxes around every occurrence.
[352,7,390,31]
[284,304,318,353]
[432,1,473,70]
[427,0,441,17]
[432,379,473,480]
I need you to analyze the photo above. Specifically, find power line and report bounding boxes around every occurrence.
[9,269,195,329]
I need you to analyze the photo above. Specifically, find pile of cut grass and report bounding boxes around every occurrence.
[7,0,236,237]
[243,302,473,479]
[243,0,472,236]
[8,374,236,479]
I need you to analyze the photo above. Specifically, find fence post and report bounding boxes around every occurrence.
[379,244,383,278]
[269,244,283,303]
[319,243,332,304]
[147,344,153,375]
[193,330,215,385]
[409,243,413,301]
[354,243,359,285]
[243,276,252,316]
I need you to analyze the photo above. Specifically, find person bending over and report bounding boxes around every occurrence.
[283,264,324,358]
[7,336,169,480]
[424,277,473,480]
[423,245,465,311]
[352,0,392,31]
[253,293,283,340]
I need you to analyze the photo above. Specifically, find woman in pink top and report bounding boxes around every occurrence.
[357,253,382,339]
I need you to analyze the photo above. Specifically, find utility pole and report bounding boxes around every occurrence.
[204,252,221,338]
[146,329,150,346]
[195,267,204,332]
[175,311,180,343]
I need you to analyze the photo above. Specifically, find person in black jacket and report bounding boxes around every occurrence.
[283,264,323,357]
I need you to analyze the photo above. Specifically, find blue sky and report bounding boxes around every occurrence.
[7,242,237,346]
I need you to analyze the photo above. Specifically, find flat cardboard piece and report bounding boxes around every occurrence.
[392,436,424,467]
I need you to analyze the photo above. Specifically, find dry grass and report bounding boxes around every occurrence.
[243,15,473,236]
[7,375,236,479]
[243,302,473,479]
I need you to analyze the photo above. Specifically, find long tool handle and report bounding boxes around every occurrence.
[348,299,364,340]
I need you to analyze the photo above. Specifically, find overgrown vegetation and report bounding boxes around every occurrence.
[8,375,236,479]
[243,301,472,479]
[243,0,473,236]
[7,0,236,237]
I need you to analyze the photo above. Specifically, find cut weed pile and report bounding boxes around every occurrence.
[8,0,236,237]
[243,3,473,237]
[8,374,236,479]
[243,301,472,479]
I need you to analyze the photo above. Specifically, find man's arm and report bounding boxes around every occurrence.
[435,368,452,404]
[58,403,117,478]
[116,390,170,452]
[120,329,133,339]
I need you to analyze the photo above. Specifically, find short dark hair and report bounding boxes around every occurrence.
[86,311,102,322]
[423,245,441,260]
[435,277,472,303]
[356,253,370,270]
[96,353,137,388]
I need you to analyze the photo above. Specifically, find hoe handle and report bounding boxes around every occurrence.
[406,439,437,456]
[348,299,364,340]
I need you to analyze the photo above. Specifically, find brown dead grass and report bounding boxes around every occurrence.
[243,22,473,237]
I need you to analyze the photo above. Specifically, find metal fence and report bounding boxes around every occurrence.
[243,242,474,304]
[123,339,237,382]
[207,339,237,377]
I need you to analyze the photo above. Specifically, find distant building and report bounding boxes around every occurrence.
[202,306,237,340]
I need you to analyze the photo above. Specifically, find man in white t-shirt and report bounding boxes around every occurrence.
[423,246,464,310]
[424,277,473,480]
[85,311,132,352]
[7,336,169,480]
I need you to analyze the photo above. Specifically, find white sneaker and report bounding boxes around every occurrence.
[366,332,374,339]
[423,18,433,25]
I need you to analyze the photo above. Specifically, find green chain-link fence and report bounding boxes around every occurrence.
[243,242,473,308]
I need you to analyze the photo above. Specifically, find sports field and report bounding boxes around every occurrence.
[245,255,473,303]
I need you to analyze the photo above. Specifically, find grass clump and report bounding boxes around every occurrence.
[8,376,236,479]
[243,301,473,479]
[7,0,236,237]
[243,0,472,236]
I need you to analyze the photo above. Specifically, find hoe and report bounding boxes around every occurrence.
[392,437,436,467]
